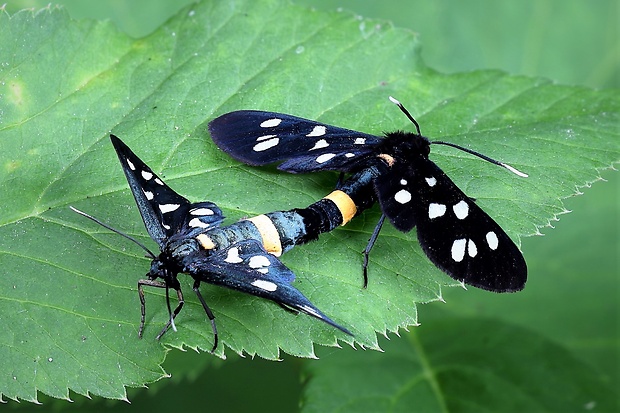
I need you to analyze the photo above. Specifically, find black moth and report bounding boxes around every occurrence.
[209,97,528,292]
[72,135,351,352]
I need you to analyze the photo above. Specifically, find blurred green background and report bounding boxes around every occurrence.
[3,0,618,411]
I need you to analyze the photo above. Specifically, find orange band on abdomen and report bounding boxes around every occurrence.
[246,214,283,256]
[323,190,357,226]
[196,233,216,250]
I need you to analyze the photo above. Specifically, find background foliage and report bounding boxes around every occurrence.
[2,0,618,411]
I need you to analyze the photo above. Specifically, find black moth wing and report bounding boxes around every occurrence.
[110,135,224,247]
[208,110,383,173]
[184,239,351,335]
[375,158,527,292]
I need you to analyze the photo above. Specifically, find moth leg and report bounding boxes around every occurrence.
[155,287,184,340]
[164,285,178,333]
[191,280,218,353]
[138,278,167,338]
[362,214,386,288]
[335,171,346,189]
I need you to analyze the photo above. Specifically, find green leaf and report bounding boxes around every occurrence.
[0,0,618,403]
[302,319,619,413]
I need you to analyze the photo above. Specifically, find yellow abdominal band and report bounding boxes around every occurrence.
[324,190,357,226]
[247,214,283,256]
[196,233,216,250]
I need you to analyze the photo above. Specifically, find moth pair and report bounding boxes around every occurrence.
[74,98,527,351]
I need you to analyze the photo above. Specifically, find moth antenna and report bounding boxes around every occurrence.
[389,96,421,135]
[431,141,528,177]
[388,96,527,178]
[70,206,157,259]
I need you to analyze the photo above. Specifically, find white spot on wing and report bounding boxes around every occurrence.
[451,239,467,262]
[316,153,336,163]
[345,153,355,158]
[428,203,446,219]
[453,200,469,219]
[467,239,478,257]
[249,255,271,269]
[188,217,211,228]
[256,134,277,141]
[394,189,412,204]
[252,279,277,291]
[253,137,280,152]
[400,179,407,185]
[260,118,282,128]
[190,208,214,216]
[307,125,327,137]
[143,190,154,200]
[249,255,271,275]
[354,138,366,145]
[154,178,164,185]
[141,170,153,180]
[309,139,329,150]
[159,204,180,213]
[425,177,437,187]
[224,247,243,263]
[486,231,499,250]
[126,159,136,170]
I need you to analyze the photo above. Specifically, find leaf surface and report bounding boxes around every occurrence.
[302,319,619,413]
[0,0,617,402]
